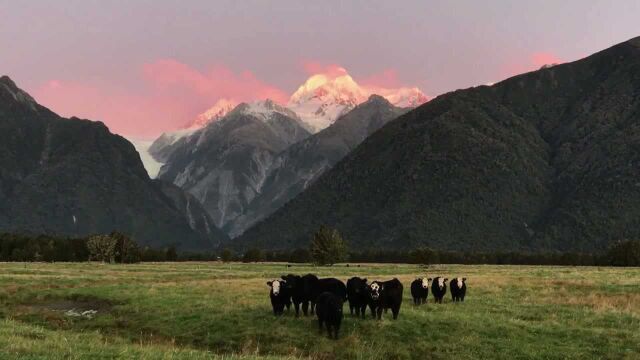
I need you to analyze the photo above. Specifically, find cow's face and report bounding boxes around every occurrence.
[437,277,447,290]
[353,278,368,294]
[267,279,284,296]
[456,277,464,288]
[281,274,298,289]
[369,282,381,300]
[420,277,432,289]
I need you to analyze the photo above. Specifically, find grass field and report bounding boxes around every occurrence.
[1,262,639,359]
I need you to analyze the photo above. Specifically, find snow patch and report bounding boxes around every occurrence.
[127,138,165,178]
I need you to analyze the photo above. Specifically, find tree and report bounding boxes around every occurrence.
[607,240,640,266]
[409,247,439,265]
[165,246,178,261]
[310,225,348,265]
[221,248,234,262]
[242,248,264,263]
[87,235,117,263]
[110,232,141,264]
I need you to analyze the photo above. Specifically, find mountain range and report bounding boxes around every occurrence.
[236,36,640,252]
[146,72,426,238]
[0,76,228,251]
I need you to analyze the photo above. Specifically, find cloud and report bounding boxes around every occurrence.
[301,61,348,78]
[32,60,288,137]
[497,51,564,81]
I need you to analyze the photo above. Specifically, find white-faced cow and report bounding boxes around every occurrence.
[410,277,432,305]
[450,277,467,302]
[267,279,291,315]
[367,278,404,320]
[431,276,448,304]
[346,277,368,318]
[316,292,344,339]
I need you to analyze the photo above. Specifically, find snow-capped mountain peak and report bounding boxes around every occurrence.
[191,98,237,129]
[288,73,368,132]
[231,99,301,122]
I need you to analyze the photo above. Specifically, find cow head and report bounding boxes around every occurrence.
[456,277,465,288]
[420,277,432,289]
[353,277,368,294]
[267,279,285,296]
[437,277,448,290]
[369,282,382,300]
[281,274,299,289]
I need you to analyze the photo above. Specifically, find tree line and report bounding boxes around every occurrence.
[2,227,640,267]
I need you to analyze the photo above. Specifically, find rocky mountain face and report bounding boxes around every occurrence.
[236,36,640,252]
[156,100,311,232]
[0,76,227,251]
[227,95,408,237]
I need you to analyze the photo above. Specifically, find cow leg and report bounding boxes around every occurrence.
[350,304,354,315]
[392,306,399,320]
[301,301,309,316]
[318,318,324,333]
[311,302,316,315]
[293,301,300,317]
[376,307,383,320]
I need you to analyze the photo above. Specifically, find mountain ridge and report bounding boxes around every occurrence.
[236,36,640,252]
[0,77,228,250]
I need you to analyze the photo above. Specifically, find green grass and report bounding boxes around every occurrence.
[1,262,639,359]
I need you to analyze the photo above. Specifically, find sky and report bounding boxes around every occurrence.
[1,0,639,138]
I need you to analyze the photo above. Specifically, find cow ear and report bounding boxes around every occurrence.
[363,278,367,283]
[428,278,432,281]
[267,281,272,287]
[463,277,467,282]
[281,275,287,280]
[444,278,449,282]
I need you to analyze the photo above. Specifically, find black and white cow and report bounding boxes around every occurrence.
[367,278,403,320]
[346,277,368,318]
[316,291,344,339]
[267,279,291,315]
[431,276,448,304]
[450,277,467,302]
[410,277,432,305]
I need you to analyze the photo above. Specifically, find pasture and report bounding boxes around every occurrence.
[1,262,639,359]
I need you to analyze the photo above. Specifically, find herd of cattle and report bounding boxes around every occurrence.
[266,274,467,339]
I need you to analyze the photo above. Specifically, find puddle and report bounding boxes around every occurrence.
[28,296,115,320]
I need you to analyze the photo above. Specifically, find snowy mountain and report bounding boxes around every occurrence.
[288,72,368,132]
[191,98,237,129]
[156,99,311,231]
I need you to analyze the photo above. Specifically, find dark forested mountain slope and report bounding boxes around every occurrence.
[0,76,227,251]
[237,36,640,252]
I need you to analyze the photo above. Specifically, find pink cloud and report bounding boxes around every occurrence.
[301,61,348,78]
[359,69,402,89]
[498,52,564,80]
[31,60,288,137]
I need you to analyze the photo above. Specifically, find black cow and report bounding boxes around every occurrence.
[267,279,291,315]
[367,278,403,320]
[431,277,448,304]
[316,292,344,339]
[281,274,318,316]
[410,277,432,305]
[346,277,368,318]
[310,278,347,314]
[450,277,467,302]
